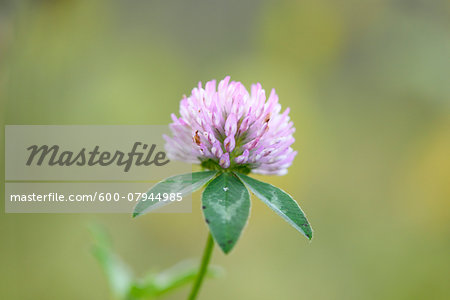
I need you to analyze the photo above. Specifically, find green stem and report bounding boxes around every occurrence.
[188,232,214,300]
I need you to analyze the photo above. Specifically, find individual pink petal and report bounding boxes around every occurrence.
[235,149,249,164]
[219,153,230,168]
[211,141,223,158]
[224,135,235,152]
[224,113,237,137]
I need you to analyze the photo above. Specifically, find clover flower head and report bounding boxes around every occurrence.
[164,76,297,175]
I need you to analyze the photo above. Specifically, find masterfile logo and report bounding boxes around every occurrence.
[5,125,193,181]
[26,142,170,172]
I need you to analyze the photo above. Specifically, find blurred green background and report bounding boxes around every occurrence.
[1,0,449,299]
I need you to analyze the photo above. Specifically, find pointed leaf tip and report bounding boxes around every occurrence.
[132,171,218,217]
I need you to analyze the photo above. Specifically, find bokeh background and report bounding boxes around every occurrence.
[1,0,449,299]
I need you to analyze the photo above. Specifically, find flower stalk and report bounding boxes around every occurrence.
[188,232,215,300]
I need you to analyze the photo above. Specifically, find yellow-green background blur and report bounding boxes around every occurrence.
[1,0,449,299]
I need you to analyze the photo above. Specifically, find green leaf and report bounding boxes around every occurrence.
[202,172,250,254]
[89,224,224,300]
[235,172,313,240]
[89,224,133,299]
[151,260,224,296]
[128,260,224,299]
[133,171,218,217]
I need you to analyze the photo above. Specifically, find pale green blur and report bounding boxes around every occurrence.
[1,0,449,299]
